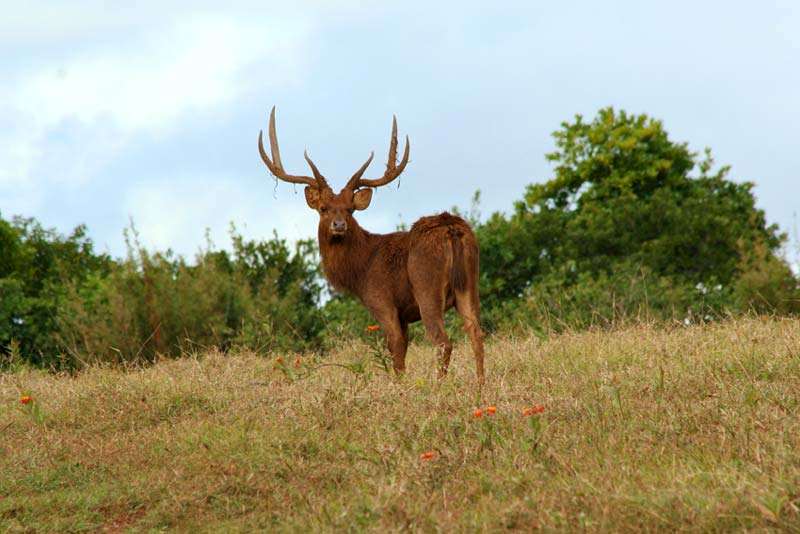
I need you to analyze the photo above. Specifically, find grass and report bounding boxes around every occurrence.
[2,317,799,532]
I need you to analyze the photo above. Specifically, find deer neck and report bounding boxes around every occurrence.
[318,222,378,296]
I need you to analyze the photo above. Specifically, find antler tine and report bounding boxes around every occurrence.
[349,115,410,189]
[344,151,375,190]
[268,106,285,171]
[387,115,398,170]
[257,106,326,188]
[304,150,328,186]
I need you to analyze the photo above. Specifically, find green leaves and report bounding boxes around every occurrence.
[1,216,327,369]
[1,214,112,367]
[477,107,798,330]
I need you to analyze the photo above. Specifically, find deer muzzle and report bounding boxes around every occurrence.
[330,219,347,235]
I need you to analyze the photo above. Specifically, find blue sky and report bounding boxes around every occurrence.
[1,1,798,266]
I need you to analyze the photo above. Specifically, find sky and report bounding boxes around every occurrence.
[1,1,798,266]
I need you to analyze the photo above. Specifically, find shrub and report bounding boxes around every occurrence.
[56,228,325,368]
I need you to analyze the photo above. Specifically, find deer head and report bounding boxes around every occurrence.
[258,107,410,240]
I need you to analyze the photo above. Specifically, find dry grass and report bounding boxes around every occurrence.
[2,318,800,532]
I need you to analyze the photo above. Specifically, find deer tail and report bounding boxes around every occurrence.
[449,227,467,291]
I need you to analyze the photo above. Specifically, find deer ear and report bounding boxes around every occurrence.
[353,188,373,210]
[304,187,321,210]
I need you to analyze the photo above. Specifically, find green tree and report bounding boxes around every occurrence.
[0,213,112,366]
[477,108,798,328]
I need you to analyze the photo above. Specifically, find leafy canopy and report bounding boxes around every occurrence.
[478,107,793,325]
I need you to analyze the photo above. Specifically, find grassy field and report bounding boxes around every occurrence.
[2,318,800,532]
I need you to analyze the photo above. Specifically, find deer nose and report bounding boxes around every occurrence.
[330,219,347,233]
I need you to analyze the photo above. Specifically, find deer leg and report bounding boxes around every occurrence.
[371,309,408,375]
[455,290,485,384]
[418,300,453,379]
[388,321,409,374]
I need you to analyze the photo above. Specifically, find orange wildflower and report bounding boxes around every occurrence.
[294,356,302,368]
[522,404,545,416]
[20,395,33,405]
[473,408,483,418]
[366,324,380,332]
[274,357,284,368]
[485,405,497,415]
[419,451,437,461]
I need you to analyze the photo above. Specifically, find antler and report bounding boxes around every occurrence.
[258,107,330,189]
[346,115,410,190]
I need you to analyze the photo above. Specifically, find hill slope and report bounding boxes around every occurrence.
[2,318,799,531]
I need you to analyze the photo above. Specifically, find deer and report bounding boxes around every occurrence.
[258,107,485,383]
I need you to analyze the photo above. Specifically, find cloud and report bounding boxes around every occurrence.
[0,2,373,254]
[3,1,798,262]
[16,18,307,132]
[0,13,311,194]
[122,172,396,259]
[123,173,319,257]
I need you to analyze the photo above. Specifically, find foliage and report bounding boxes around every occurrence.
[57,227,325,367]
[0,213,325,368]
[476,108,799,329]
[0,214,112,367]
[320,294,375,343]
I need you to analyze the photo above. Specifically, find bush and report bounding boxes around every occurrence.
[56,228,325,368]
[491,261,737,334]
[0,214,111,367]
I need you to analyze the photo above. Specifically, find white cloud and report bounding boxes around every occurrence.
[0,1,385,254]
[0,2,339,47]
[0,13,311,193]
[124,174,306,257]
[14,17,306,132]
[123,172,398,259]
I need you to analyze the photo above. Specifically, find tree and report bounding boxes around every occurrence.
[477,108,797,328]
[0,213,112,366]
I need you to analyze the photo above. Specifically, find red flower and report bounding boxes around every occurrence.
[522,404,545,416]
[485,406,497,415]
[419,451,437,461]
[20,395,33,405]
[473,408,483,419]
[366,325,381,332]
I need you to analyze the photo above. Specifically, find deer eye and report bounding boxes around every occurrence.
[319,206,328,213]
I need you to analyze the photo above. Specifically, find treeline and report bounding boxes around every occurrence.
[0,221,359,369]
[2,108,798,368]
[475,108,799,330]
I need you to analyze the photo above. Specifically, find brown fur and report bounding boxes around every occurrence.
[314,195,485,382]
[258,108,484,382]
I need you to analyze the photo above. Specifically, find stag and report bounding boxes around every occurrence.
[258,107,484,382]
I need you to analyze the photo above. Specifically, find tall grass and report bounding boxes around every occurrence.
[53,228,326,368]
[2,317,799,531]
